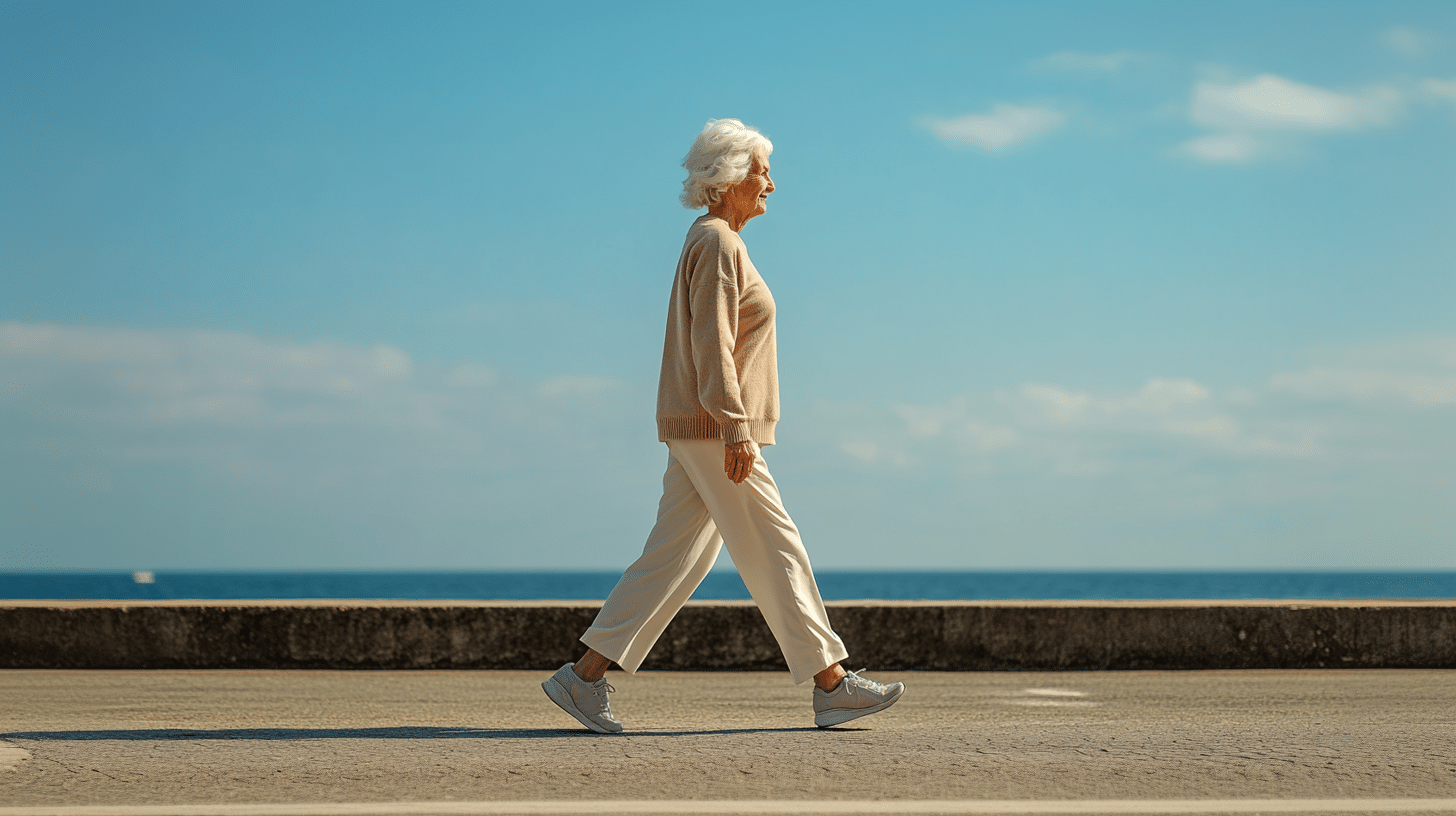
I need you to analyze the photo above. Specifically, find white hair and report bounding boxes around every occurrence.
[679,118,773,209]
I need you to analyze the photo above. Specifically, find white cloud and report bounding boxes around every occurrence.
[1334,333,1456,369]
[0,320,657,570]
[1269,339,1456,409]
[921,104,1067,152]
[1010,378,1215,428]
[1032,50,1147,73]
[1118,378,1212,415]
[1021,377,1307,457]
[446,363,498,389]
[1,322,413,386]
[1269,334,1456,409]
[1178,73,1406,164]
[1271,368,1456,407]
[858,336,1456,481]
[838,439,915,468]
[895,402,1019,450]
[1190,74,1402,132]
[1177,131,1269,164]
[834,364,1442,480]
[0,322,430,427]
[788,338,1454,568]
[839,403,1017,467]
[0,321,634,437]
[1384,26,1435,58]
[1014,382,1093,425]
[1422,77,1456,105]
[839,440,880,464]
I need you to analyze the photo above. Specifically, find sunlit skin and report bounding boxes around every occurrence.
[707,152,774,234]
[573,153,849,694]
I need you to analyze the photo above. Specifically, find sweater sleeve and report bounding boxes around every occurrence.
[687,229,753,444]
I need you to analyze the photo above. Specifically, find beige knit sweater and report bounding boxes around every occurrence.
[656,215,779,446]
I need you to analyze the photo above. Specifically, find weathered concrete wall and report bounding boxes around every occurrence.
[2,600,1453,670]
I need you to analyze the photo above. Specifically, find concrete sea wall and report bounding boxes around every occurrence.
[2,599,1453,671]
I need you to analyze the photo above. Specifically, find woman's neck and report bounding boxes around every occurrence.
[706,202,749,233]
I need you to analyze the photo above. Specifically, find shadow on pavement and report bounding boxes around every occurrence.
[3,725,857,741]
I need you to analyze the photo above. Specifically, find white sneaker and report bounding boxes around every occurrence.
[542,663,623,734]
[813,669,905,728]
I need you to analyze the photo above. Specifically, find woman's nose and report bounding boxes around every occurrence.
[765,175,775,192]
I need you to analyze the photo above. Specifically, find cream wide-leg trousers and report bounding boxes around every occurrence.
[580,439,849,685]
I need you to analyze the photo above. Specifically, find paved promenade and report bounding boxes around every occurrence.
[2,669,1454,815]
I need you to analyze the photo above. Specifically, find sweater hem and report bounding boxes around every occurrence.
[658,416,777,446]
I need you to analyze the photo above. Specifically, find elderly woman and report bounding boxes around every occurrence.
[542,119,904,733]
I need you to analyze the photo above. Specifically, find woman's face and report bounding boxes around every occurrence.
[719,153,774,225]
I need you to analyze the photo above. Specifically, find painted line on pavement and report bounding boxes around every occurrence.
[3,799,1456,815]
[0,740,30,773]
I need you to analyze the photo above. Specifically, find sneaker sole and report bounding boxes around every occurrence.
[814,686,904,728]
[541,676,620,734]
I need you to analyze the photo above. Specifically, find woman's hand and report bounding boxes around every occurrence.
[724,440,757,484]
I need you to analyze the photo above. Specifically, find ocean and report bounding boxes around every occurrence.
[3,570,1454,601]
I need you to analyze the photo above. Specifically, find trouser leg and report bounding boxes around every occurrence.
[580,450,722,673]
[667,439,848,685]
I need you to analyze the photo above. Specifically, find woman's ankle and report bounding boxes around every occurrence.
[813,663,846,692]
[573,650,611,683]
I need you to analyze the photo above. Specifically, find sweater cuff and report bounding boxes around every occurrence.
[721,421,752,444]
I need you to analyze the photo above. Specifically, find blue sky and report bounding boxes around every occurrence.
[3,0,1454,572]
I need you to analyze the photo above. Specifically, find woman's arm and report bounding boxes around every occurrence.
[686,230,754,446]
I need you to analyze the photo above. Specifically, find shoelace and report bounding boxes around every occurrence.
[586,682,616,713]
[846,669,891,694]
